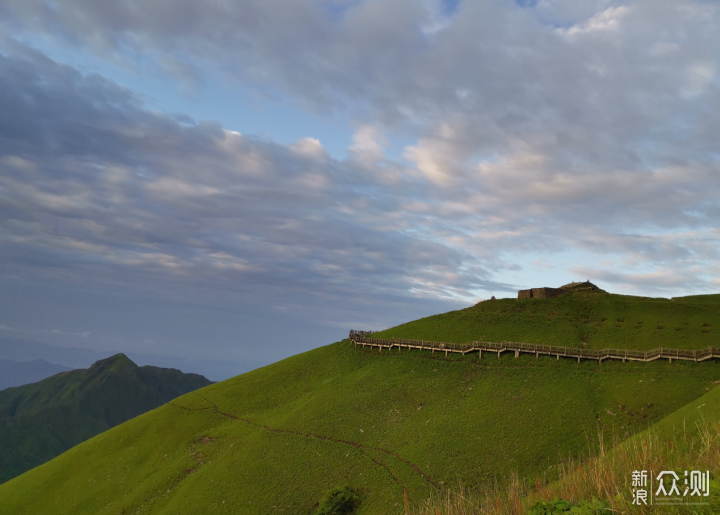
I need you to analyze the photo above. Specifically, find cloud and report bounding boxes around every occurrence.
[0,46,488,335]
[0,324,24,333]
[570,266,713,296]
[0,0,719,359]
[2,40,717,312]
[556,5,628,38]
[45,329,91,338]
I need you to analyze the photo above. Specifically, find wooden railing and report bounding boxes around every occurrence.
[348,330,719,363]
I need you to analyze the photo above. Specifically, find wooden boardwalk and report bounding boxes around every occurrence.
[348,330,719,364]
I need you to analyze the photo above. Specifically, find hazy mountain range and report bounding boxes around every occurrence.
[0,337,254,382]
[0,358,74,391]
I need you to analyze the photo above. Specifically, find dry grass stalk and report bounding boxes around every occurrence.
[414,419,720,515]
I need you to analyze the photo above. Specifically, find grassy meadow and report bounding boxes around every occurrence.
[0,290,719,514]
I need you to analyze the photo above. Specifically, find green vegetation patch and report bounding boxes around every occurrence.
[316,486,360,515]
[528,498,610,514]
[1,340,717,514]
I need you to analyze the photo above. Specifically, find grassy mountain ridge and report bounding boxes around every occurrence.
[0,290,718,513]
[375,291,719,350]
[0,353,212,484]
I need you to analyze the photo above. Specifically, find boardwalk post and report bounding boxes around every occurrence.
[497,350,501,359]
[479,349,482,360]
[515,350,519,358]
[535,351,538,360]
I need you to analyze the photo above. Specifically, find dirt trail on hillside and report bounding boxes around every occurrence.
[167,394,439,500]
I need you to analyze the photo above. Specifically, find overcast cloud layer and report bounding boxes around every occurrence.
[1,0,719,378]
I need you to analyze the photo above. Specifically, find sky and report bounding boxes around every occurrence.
[1,0,719,380]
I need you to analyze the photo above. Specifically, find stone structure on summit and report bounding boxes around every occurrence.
[518,287,564,299]
[518,280,602,299]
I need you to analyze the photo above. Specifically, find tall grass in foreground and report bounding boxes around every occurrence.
[415,420,720,514]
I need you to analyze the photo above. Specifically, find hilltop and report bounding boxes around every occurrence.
[0,353,212,484]
[375,287,718,350]
[0,290,718,513]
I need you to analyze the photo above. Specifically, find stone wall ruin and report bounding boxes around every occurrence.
[517,287,565,299]
[517,281,602,299]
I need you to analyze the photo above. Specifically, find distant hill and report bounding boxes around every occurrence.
[0,337,254,381]
[0,359,74,391]
[0,353,212,484]
[0,291,718,513]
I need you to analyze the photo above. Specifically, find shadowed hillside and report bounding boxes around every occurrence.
[0,353,212,484]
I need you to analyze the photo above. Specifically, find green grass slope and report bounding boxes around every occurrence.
[0,353,212,484]
[519,378,720,514]
[375,290,719,350]
[1,338,718,515]
[640,378,720,444]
